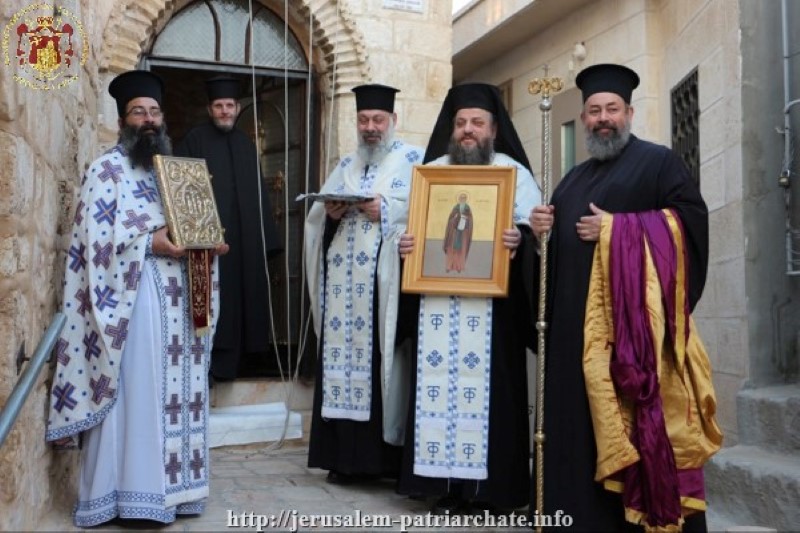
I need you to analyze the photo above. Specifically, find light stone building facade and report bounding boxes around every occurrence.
[453,0,799,528]
[0,0,452,529]
[4,0,800,529]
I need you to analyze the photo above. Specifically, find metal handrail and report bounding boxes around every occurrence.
[0,312,66,448]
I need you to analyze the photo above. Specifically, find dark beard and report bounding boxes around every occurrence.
[118,123,172,170]
[585,120,631,161]
[448,136,494,165]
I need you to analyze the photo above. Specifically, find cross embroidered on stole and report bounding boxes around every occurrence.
[414,295,492,480]
[321,210,380,421]
[154,259,211,507]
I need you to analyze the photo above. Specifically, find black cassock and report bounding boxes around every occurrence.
[395,227,536,510]
[175,123,282,380]
[538,136,708,531]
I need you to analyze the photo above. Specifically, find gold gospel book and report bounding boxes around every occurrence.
[152,155,225,248]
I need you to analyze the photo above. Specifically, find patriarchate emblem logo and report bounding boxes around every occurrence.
[2,4,88,90]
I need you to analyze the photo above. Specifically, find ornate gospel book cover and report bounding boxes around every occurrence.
[152,155,225,248]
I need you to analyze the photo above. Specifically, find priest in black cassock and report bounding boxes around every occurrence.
[175,76,282,381]
[397,83,541,514]
[529,64,711,531]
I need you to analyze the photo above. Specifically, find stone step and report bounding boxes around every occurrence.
[209,402,303,448]
[705,445,800,531]
[211,377,314,411]
[736,384,800,454]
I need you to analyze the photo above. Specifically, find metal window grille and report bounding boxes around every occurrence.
[671,69,700,185]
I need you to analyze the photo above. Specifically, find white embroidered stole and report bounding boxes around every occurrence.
[414,295,492,480]
[151,258,211,506]
[321,210,381,421]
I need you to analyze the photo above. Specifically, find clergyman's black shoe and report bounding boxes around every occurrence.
[432,495,464,515]
[326,470,355,485]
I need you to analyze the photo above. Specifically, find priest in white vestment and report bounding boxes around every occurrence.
[305,84,423,484]
[46,70,228,527]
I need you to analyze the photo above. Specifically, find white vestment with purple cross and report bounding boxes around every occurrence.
[46,146,219,526]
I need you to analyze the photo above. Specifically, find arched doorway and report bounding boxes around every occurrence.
[144,0,318,378]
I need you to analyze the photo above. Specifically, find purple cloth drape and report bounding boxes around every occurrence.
[640,210,691,352]
[609,210,682,528]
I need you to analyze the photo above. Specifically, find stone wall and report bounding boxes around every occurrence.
[0,0,452,528]
[738,0,800,386]
[0,0,100,528]
[327,0,452,163]
[454,0,750,442]
[659,0,747,443]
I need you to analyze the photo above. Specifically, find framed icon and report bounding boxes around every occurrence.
[401,165,517,297]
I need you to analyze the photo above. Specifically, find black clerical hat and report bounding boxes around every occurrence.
[576,63,640,103]
[205,76,242,102]
[108,70,165,117]
[450,83,498,114]
[422,82,531,173]
[351,84,399,112]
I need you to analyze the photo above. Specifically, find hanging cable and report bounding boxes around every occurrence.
[242,0,295,450]
[296,0,316,392]
[236,0,343,453]
[244,0,280,358]
[245,0,277,357]
[282,0,292,393]
[262,0,298,452]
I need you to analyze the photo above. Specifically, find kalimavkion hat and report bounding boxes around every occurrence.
[449,83,498,114]
[422,82,531,172]
[205,76,242,102]
[351,84,399,112]
[575,63,640,103]
[108,70,165,117]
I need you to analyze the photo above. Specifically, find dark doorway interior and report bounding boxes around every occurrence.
[151,64,318,379]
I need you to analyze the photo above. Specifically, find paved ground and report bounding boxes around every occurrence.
[35,430,733,532]
[37,439,533,532]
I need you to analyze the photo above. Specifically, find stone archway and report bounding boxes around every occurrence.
[98,0,370,92]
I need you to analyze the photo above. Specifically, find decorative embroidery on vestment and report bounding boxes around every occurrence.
[48,145,215,513]
[321,209,380,421]
[47,147,171,440]
[414,295,492,480]
[151,258,210,507]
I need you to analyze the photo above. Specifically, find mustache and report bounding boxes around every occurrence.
[593,121,617,132]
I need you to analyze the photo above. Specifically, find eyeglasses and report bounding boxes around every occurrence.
[126,106,163,119]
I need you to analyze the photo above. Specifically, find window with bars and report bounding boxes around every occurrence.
[671,69,700,185]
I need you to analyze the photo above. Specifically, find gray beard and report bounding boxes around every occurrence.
[448,137,494,165]
[118,123,172,170]
[357,129,395,165]
[211,118,235,132]
[585,121,631,161]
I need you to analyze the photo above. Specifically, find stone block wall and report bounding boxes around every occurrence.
[326,0,453,164]
[0,0,101,527]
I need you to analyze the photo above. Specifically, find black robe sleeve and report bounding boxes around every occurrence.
[655,149,709,311]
